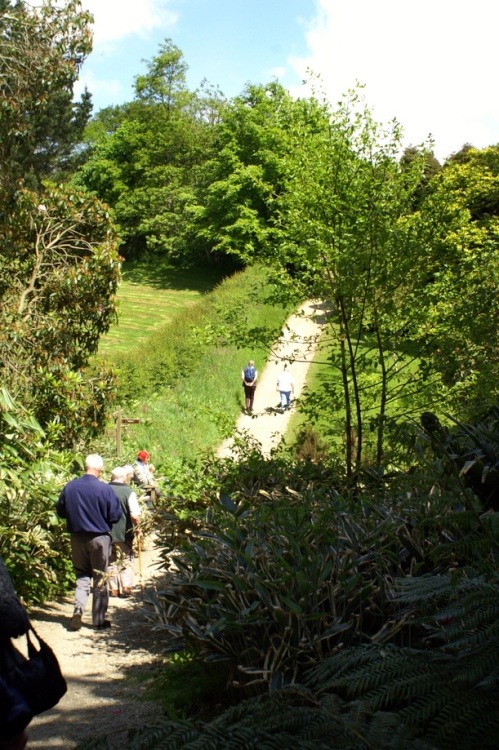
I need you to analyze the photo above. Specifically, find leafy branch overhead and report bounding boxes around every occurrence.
[0,1,121,447]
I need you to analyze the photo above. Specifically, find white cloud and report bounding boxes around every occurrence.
[289,0,499,160]
[81,0,178,49]
[266,66,287,81]
[73,69,124,102]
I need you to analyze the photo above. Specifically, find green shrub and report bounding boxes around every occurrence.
[148,486,419,695]
[146,415,499,696]
[142,652,228,719]
[0,388,73,603]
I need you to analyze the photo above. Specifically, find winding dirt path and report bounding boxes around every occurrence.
[217,299,326,457]
[26,300,326,748]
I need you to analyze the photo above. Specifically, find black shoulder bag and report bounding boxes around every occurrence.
[1,623,67,716]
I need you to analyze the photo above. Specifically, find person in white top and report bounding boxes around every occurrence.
[133,450,155,486]
[108,465,141,597]
[276,364,294,412]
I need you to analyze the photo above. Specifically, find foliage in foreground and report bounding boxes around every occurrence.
[148,470,494,690]
[78,412,499,749]
[145,409,499,695]
[0,388,72,603]
[81,575,499,749]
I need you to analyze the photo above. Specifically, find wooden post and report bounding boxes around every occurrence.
[115,408,123,458]
[114,411,141,459]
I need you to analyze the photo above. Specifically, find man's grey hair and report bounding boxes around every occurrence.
[111,466,126,482]
[123,464,134,479]
[85,454,104,471]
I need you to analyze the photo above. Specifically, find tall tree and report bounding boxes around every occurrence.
[134,38,191,116]
[0,183,121,447]
[411,148,499,412]
[0,1,122,448]
[400,145,442,207]
[270,91,499,473]
[0,0,94,190]
[268,89,435,472]
[193,81,298,263]
[75,40,225,261]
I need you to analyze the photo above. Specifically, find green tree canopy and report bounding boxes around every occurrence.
[251,87,499,472]
[0,0,122,448]
[192,81,301,264]
[74,39,226,261]
[0,0,94,190]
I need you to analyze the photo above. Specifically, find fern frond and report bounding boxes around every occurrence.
[427,693,499,750]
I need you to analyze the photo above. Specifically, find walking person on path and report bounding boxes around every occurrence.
[108,466,141,598]
[242,360,258,413]
[276,363,294,412]
[56,454,122,631]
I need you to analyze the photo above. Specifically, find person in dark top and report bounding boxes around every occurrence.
[0,557,31,749]
[108,466,141,598]
[57,454,122,631]
[241,360,258,413]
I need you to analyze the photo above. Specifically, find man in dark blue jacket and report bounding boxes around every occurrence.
[57,454,122,631]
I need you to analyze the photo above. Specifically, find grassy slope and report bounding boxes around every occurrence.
[98,261,293,467]
[286,326,434,462]
[101,261,429,469]
[99,260,231,356]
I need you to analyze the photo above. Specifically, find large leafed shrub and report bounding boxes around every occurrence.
[0,388,72,603]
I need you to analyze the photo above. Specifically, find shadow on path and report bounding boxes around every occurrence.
[27,540,168,749]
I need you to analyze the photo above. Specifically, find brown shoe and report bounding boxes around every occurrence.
[69,611,82,631]
[109,589,120,597]
[121,588,133,597]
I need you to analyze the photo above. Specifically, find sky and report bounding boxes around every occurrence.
[74,0,499,162]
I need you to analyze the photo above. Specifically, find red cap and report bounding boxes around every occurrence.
[137,450,150,461]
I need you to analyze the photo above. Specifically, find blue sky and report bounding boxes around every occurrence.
[75,0,499,162]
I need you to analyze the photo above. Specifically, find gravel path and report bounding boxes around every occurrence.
[25,300,326,747]
[217,300,326,457]
[27,540,166,749]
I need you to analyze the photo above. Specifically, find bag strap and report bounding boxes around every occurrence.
[25,626,38,658]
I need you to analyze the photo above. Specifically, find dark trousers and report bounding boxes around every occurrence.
[71,532,111,626]
[243,384,256,411]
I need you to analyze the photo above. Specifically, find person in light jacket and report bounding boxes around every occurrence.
[276,364,294,412]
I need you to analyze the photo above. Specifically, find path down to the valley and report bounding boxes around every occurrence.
[26,300,326,748]
[217,299,326,457]
[27,540,165,749]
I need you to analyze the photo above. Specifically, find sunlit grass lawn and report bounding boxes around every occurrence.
[286,329,431,461]
[99,259,231,356]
